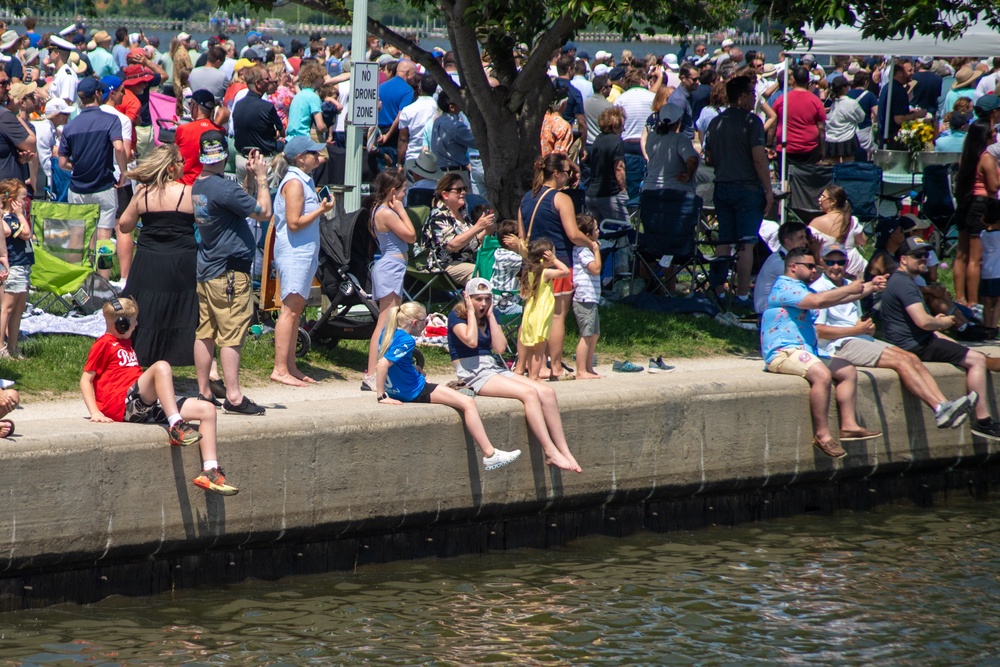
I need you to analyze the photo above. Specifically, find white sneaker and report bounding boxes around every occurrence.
[483,448,522,470]
[360,374,375,392]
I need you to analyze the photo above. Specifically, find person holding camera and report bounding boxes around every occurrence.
[269,137,336,387]
[421,172,495,286]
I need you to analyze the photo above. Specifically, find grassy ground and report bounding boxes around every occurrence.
[0,301,759,400]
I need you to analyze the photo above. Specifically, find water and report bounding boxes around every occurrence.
[2,496,1000,665]
[34,23,786,65]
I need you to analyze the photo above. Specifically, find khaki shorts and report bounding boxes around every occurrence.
[766,348,832,377]
[69,187,117,230]
[196,272,253,348]
[834,338,891,368]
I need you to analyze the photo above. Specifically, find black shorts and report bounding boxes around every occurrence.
[411,382,438,404]
[116,183,134,220]
[912,337,970,367]
[123,381,187,424]
[957,196,997,237]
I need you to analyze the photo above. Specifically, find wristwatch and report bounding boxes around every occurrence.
[377,392,388,401]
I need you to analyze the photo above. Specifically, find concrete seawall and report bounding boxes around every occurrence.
[1,357,998,609]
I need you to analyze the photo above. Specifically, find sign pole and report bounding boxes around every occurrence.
[344,0,369,212]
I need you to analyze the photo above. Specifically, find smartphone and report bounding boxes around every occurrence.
[242,146,259,158]
[318,185,331,201]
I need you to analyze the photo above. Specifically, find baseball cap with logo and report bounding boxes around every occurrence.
[191,89,217,110]
[199,130,229,165]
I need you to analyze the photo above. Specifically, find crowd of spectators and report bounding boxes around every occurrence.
[0,15,999,487]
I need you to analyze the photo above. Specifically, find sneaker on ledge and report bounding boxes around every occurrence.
[612,360,644,373]
[971,417,1000,440]
[222,396,266,416]
[647,356,676,374]
[935,395,972,429]
[483,448,522,471]
[193,467,239,495]
[168,420,203,447]
[360,373,376,391]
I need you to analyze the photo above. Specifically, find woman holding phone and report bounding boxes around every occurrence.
[270,136,336,386]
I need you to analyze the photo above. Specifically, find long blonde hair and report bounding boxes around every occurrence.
[127,144,182,189]
[378,302,426,358]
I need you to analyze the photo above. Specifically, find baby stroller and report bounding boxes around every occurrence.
[305,203,381,348]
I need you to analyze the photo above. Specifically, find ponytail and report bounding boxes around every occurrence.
[377,301,427,359]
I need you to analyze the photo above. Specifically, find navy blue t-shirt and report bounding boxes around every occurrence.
[447,310,493,360]
[846,88,877,129]
[556,78,585,126]
[4,213,32,266]
[191,174,258,282]
[58,106,122,194]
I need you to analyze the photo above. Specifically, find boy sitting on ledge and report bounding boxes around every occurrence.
[80,297,238,496]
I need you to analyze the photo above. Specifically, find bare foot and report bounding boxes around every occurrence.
[563,452,582,473]
[270,371,309,387]
[290,369,318,384]
[576,371,603,380]
[545,453,576,471]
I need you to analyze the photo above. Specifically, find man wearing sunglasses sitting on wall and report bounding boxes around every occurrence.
[812,243,978,433]
[761,246,886,458]
[880,238,1000,439]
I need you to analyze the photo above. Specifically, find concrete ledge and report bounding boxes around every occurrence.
[1,357,998,607]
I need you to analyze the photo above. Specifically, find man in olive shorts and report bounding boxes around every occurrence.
[879,238,1000,439]
[191,130,272,415]
[760,247,884,458]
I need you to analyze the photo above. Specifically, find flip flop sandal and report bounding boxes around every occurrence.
[0,419,15,438]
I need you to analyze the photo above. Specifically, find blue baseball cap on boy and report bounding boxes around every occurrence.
[100,75,121,101]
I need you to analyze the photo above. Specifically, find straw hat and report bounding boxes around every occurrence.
[8,81,36,102]
[953,65,983,89]
[68,52,87,74]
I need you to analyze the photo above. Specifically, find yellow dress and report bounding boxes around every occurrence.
[518,273,555,346]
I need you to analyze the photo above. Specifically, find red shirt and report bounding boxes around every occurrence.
[223,81,247,108]
[84,333,143,422]
[175,118,224,185]
[772,89,827,154]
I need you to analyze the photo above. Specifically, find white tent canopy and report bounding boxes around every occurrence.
[785,20,1000,57]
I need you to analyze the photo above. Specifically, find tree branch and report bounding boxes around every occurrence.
[365,17,463,105]
[440,0,496,121]
[507,11,586,113]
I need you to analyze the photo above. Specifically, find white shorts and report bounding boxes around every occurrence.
[69,187,118,230]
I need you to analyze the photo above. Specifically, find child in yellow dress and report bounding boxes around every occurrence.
[518,238,570,381]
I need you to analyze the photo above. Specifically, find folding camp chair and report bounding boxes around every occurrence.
[919,163,959,258]
[30,201,101,266]
[634,189,730,305]
[787,162,834,224]
[404,206,464,312]
[473,235,522,359]
[832,161,883,230]
[31,245,118,314]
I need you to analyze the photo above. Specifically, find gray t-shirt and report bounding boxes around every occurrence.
[187,66,228,101]
[643,132,698,193]
[704,107,766,186]
[880,270,934,351]
[192,174,258,282]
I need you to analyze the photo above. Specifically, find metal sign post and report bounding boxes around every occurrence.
[344,0,370,211]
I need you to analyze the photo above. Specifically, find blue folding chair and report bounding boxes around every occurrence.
[832,161,883,230]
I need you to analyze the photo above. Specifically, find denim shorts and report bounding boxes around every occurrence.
[3,265,30,293]
[713,182,765,245]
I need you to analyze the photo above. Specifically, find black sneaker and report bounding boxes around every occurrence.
[197,393,222,407]
[223,396,266,415]
[971,417,1000,439]
[209,378,227,400]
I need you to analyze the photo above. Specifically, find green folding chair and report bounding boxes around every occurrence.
[30,201,101,266]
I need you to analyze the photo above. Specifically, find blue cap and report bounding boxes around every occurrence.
[283,135,326,160]
[100,75,121,101]
[77,76,101,98]
[561,41,577,53]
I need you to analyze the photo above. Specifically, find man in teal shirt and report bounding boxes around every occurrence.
[88,30,117,79]
[934,110,971,152]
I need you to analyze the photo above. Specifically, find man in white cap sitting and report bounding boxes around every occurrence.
[48,35,80,104]
[404,152,442,207]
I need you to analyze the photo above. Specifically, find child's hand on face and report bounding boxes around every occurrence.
[10,198,23,218]
[501,234,520,250]
[463,292,476,316]
[542,250,554,266]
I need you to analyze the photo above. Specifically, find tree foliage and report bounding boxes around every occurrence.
[757,0,1000,44]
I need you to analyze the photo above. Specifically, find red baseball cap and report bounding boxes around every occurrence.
[122,64,154,86]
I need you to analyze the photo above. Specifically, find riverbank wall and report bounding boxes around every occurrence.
[1,360,998,610]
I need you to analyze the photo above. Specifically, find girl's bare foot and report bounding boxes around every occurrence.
[576,371,603,380]
[270,371,309,387]
[545,452,575,471]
